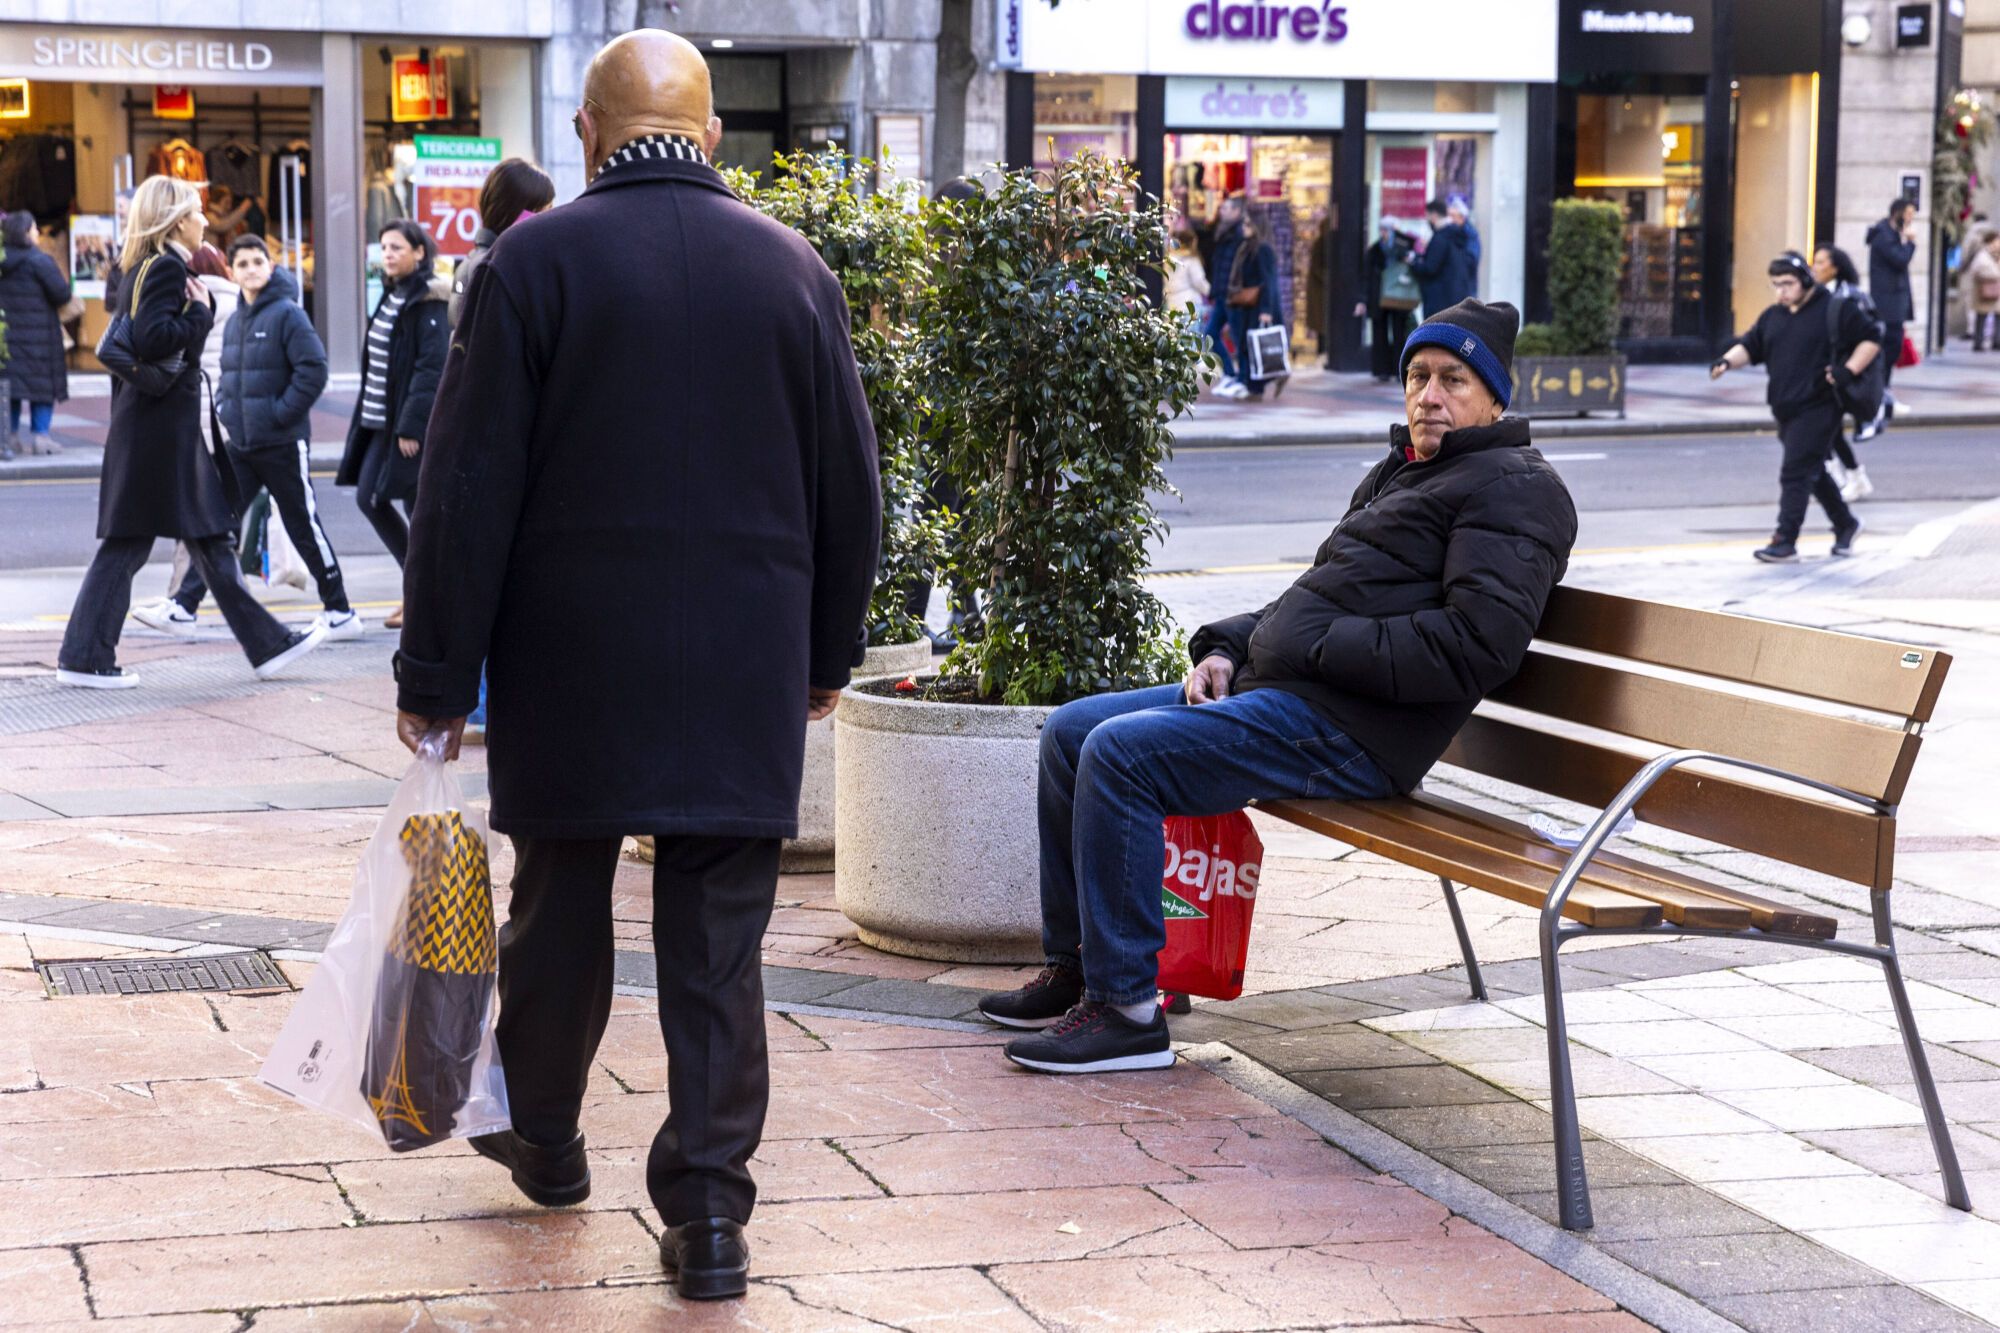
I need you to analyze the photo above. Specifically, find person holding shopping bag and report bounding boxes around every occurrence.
[55,176,326,689]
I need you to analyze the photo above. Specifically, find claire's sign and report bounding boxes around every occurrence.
[1183,0,1350,42]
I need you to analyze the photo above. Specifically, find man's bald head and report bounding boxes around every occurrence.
[578,29,722,177]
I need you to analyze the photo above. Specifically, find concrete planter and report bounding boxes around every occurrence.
[782,638,934,872]
[834,682,1052,963]
[1510,354,1628,417]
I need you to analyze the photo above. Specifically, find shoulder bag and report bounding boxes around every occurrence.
[96,256,188,396]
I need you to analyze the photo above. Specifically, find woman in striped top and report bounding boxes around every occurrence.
[335,220,451,627]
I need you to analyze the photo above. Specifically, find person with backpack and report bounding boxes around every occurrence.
[1811,244,1885,502]
[1710,251,1880,564]
[135,236,354,640]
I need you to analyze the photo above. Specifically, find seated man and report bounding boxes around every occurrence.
[979,299,1579,1073]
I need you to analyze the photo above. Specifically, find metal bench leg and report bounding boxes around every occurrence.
[1873,893,1972,1212]
[1541,923,1593,1230]
[1438,876,1488,1001]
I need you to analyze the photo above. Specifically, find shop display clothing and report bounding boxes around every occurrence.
[206,141,263,200]
[0,135,78,224]
[268,144,312,220]
[0,242,72,404]
[497,833,781,1226]
[147,139,207,190]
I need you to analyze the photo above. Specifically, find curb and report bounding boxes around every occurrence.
[1166,410,2000,449]
[0,447,348,483]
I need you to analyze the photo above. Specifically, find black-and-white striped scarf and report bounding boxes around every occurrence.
[594,134,709,180]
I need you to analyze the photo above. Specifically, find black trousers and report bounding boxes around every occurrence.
[1881,321,1905,385]
[354,430,412,567]
[499,833,780,1226]
[176,443,351,614]
[1774,401,1856,544]
[60,535,293,672]
[1371,307,1413,379]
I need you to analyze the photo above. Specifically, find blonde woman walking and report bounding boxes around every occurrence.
[55,176,325,689]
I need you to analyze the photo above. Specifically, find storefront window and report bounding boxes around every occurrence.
[1573,88,1707,341]
[709,54,786,172]
[1368,81,1498,116]
[1032,74,1138,171]
[1731,74,1819,333]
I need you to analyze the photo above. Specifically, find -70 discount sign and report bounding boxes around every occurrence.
[411,136,502,260]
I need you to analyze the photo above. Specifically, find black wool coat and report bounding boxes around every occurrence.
[97,249,231,541]
[0,244,70,404]
[216,266,327,451]
[395,153,882,840]
[1866,219,1916,325]
[1190,418,1577,793]
[335,272,450,505]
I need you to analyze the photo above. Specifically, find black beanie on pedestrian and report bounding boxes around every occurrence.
[1399,299,1521,409]
[1769,251,1815,286]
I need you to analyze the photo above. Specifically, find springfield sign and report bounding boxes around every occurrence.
[0,28,321,86]
[999,0,1556,81]
[413,137,501,260]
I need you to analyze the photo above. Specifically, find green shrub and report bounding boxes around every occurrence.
[1513,322,1559,357]
[924,151,1205,706]
[1548,198,1624,356]
[724,149,942,645]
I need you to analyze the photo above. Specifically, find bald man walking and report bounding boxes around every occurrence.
[393,31,880,1299]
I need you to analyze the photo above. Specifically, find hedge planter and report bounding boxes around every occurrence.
[833,681,1052,963]
[782,638,934,872]
[1510,355,1628,418]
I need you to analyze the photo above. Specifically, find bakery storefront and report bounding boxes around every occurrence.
[998,0,1558,370]
[0,26,542,373]
[1554,0,1838,360]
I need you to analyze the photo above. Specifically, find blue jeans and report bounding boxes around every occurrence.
[1038,683,1394,1005]
[10,400,53,434]
[1203,302,1239,383]
[469,667,488,727]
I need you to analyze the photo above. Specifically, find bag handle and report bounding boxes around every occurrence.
[128,254,157,320]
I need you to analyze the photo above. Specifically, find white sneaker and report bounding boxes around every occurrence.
[1847,466,1875,501]
[317,609,366,641]
[252,621,330,681]
[130,599,197,636]
[55,666,139,690]
[1219,380,1251,400]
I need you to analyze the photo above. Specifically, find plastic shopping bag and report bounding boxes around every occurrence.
[1155,812,1265,1001]
[264,512,312,591]
[260,736,509,1151]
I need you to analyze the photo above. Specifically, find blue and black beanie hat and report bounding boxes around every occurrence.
[1399,299,1522,410]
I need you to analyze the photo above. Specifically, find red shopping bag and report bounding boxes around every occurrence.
[1155,812,1264,1001]
[1898,334,1921,369]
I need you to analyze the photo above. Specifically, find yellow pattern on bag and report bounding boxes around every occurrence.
[391,811,497,975]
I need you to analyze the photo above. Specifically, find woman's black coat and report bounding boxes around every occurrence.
[96,248,229,541]
[335,272,450,505]
[0,244,71,404]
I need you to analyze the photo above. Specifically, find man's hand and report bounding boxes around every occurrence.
[1710,359,1730,381]
[397,711,466,761]
[807,687,841,722]
[1185,653,1237,704]
[398,436,421,459]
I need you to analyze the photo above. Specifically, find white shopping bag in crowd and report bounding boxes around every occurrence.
[1247,324,1292,384]
[264,514,313,591]
[259,737,510,1151]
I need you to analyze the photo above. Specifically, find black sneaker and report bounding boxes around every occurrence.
[1004,1001,1175,1074]
[977,963,1085,1029]
[469,1128,591,1207]
[1753,540,1800,564]
[1832,514,1864,557]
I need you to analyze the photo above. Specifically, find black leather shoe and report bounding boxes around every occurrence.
[468,1129,590,1207]
[660,1217,750,1300]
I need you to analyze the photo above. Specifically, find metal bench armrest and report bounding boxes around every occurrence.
[1540,748,1881,928]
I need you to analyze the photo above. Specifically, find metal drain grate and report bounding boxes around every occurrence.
[39,951,290,996]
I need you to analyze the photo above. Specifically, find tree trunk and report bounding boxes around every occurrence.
[932,0,979,187]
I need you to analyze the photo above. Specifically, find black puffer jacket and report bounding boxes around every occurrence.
[335,272,451,506]
[0,243,71,404]
[216,266,327,451]
[1190,418,1577,792]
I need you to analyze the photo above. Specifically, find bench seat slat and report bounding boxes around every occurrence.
[1256,799,1665,929]
[1396,794,1837,940]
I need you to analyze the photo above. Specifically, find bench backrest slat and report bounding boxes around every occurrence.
[1488,650,1922,804]
[1537,587,1952,722]
[1441,714,1893,888]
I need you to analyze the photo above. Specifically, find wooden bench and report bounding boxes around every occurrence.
[1256,585,1968,1231]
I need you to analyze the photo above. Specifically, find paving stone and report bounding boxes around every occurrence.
[1558,944,1752,983]
[1233,1023,1437,1073]
[761,964,871,1004]
[1154,1172,1451,1248]
[1804,1124,2000,1177]
[1295,1062,1516,1111]
[170,914,330,950]
[1512,1183,1782,1243]
[613,949,656,989]
[1879,1080,2000,1122]
[844,1123,1188,1196]
[1321,971,1501,1012]
[0,892,105,923]
[1798,1042,2000,1085]
[1354,1099,1559,1151]
[1210,987,1394,1030]
[1708,1284,2000,1333]
[0,1246,92,1323]
[257,779,401,810]
[0,794,58,821]
[1162,1008,1281,1045]
[1429,1139,1681,1195]
[24,788,266,818]
[1600,1231,1899,1298]
[0,1166,348,1248]
[29,901,234,936]
[820,977,985,1021]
